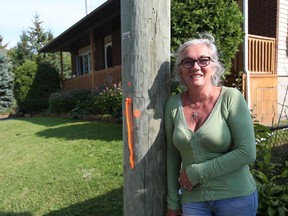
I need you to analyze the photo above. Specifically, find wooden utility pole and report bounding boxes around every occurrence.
[121,0,170,215]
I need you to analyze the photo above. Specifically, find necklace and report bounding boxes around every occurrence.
[191,103,203,120]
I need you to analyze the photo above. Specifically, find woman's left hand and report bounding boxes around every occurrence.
[179,170,193,191]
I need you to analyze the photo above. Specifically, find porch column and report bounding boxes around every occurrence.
[60,51,63,81]
[90,30,95,89]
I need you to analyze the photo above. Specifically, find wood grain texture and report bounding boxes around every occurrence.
[121,0,170,215]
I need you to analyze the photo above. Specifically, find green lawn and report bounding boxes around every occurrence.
[0,117,123,216]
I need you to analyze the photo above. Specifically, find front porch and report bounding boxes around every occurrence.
[61,34,278,125]
[62,65,122,90]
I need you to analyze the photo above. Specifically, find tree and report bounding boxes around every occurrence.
[13,60,37,110]
[22,60,60,112]
[61,52,72,80]
[9,31,34,67]
[28,13,54,54]
[9,14,54,67]
[171,0,244,74]
[39,51,72,80]
[10,14,63,113]
[0,35,9,49]
[0,48,14,113]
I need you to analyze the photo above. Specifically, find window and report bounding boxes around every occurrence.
[77,52,91,75]
[104,42,113,68]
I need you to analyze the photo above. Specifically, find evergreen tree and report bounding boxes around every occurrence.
[9,31,34,67]
[13,60,37,109]
[0,48,14,113]
[22,60,61,112]
[0,35,9,49]
[14,59,61,113]
[28,13,54,54]
[43,52,72,80]
[10,14,62,113]
[9,14,54,67]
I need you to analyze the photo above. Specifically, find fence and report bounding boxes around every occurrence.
[270,124,288,146]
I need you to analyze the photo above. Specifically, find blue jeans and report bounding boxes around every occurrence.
[182,190,258,216]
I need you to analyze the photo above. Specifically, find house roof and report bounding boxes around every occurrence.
[40,0,120,53]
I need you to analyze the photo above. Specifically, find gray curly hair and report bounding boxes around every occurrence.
[173,33,225,86]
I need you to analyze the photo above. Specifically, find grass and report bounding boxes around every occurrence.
[0,116,123,216]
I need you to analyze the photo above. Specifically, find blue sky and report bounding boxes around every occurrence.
[0,0,107,48]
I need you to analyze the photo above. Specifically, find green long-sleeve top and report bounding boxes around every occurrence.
[165,86,257,210]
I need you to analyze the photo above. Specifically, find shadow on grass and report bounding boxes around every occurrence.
[35,122,122,141]
[0,212,32,216]
[13,116,80,127]
[44,187,123,216]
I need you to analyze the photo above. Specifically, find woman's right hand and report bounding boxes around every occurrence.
[167,208,182,216]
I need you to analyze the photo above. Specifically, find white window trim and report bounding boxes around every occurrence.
[79,51,91,75]
[104,42,112,69]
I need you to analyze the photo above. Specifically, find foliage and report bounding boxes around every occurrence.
[0,117,123,216]
[90,83,122,120]
[13,60,37,110]
[49,83,123,120]
[9,14,54,68]
[8,14,72,80]
[49,89,92,115]
[28,14,53,54]
[9,31,34,67]
[13,60,61,113]
[171,0,244,74]
[0,35,9,49]
[251,123,288,216]
[0,48,14,113]
[23,61,61,112]
[230,71,244,92]
[7,14,66,114]
[59,52,72,80]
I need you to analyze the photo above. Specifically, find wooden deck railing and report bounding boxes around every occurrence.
[62,65,122,90]
[248,34,276,74]
[93,65,122,87]
[62,73,93,89]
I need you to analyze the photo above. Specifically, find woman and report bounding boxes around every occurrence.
[165,34,258,216]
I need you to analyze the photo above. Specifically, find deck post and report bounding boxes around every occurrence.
[90,31,95,89]
[121,0,170,215]
[60,51,63,81]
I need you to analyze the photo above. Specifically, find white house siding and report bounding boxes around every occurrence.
[277,0,288,122]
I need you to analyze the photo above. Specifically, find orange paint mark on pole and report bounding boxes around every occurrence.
[125,98,135,169]
[133,109,141,118]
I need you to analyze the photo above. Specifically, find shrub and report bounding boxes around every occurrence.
[13,60,37,110]
[48,83,122,120]
[24,62,60,112]
[251,123,288,216]
[49,89,92,114]
[14,60,61,113]
[171,0,244,74]
[49,91,72,114]
[90,83,122,120]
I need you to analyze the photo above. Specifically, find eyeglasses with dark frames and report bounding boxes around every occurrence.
[180,57,213,69]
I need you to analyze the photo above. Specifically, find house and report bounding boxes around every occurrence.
[234,0,288,126]
[40,0,122,89]
[40,0,288,126]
